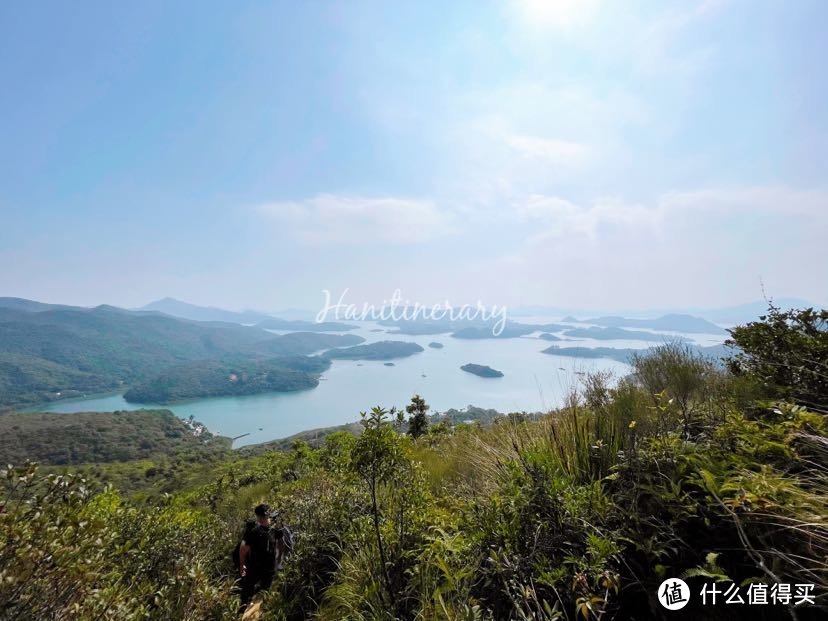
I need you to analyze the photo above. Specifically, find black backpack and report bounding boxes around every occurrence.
[276,525,295,555]
[231,519,257,570]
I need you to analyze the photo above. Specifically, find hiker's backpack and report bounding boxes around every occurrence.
[232,519,257,570]
[277,525,294,555]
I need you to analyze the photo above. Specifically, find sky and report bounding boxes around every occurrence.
[0,0,826,313]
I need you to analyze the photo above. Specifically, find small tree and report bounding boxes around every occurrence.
[350,407,405,604]
[406,394,430,439]
[727,304,828,413]
[630,342,715,438]
[391,406,405,432]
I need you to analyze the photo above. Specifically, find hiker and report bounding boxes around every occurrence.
[234,504,294,614]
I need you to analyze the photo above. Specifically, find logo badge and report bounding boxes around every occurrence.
[658,578,690,610]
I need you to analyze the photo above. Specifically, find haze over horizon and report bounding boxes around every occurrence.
[2,1,826,310]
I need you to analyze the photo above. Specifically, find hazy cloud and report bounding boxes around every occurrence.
[509,0,600,33]
[488,185,828,306]
[257,194,455,244]
[503,134,591,166]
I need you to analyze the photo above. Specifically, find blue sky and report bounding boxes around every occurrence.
[1,0,826,312]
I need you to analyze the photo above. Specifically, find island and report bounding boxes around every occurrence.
[325,340,425,361]
[380,319,457,335]
[383,362,395,366]
[255,318,358,332]
[460,363,504,378]
[428,341,444,349]
[539,333,562,341]
[451,322,568,339]
[452,326,532,339]
[576,313,726,335]
[541,346,635,364]
[541,343,732,365]
[562,326,688,342]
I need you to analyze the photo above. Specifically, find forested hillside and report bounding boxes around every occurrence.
[0,409,230,465]
[1,307,826,620]
[0,301,362,407]
[123,357,332,404]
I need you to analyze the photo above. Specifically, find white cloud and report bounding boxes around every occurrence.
[257,194,455,244]
[660,186,828,218]
[515,186,828,238]
[503,133,590,166]
[515,194,656,239]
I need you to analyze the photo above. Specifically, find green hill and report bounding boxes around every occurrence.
[0,351,120,404]
[123,356,331,403]
[0,409,230,465]
[0,302,362,407]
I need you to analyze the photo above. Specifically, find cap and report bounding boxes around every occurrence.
[254,503,280,518]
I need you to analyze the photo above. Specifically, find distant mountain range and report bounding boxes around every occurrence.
[689,298,814,324]
[0,297,80,313]
[139,297,274,324]
[513,298,816,325]
[16,295,810,331]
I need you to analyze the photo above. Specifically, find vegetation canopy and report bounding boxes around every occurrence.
[1,306,826,620]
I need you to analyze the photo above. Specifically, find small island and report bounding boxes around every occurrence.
[539,333,562,341]
[452,326,535,339]
[428,341,444,349]
[460,363,504,378]
[326,340,424,361]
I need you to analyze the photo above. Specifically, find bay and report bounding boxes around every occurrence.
[33,320,724,447]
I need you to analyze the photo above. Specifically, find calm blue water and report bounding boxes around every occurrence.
[33,320,723,447]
